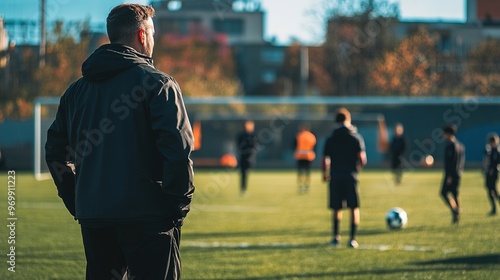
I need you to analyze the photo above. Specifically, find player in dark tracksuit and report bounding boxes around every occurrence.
[483,133,500,215]
[440,124,465,224]
[389,123,407,185]
[237,120,258,195]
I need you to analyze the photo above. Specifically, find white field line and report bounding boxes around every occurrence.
[183,241,454,252]
[183,241,304,249]
[358,244,435,252]
[192,204,281,213]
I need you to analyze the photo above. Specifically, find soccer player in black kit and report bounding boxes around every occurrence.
[483,133,500,215]
[322,108,367,248]
[389,123,407,185]
[440,124,465,224]
[237,120,258,195]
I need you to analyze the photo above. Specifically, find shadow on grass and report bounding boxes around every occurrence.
[186,265,488,280]
[413,253,500,266]
[357,228,391,236]
[187,256,500,280]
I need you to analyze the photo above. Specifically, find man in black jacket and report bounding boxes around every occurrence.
[389,123,406,185]
[236,120,258,195]
[45,4,194,279]
[483,133,500,215]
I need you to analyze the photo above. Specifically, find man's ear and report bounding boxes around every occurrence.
[138,29,146,44]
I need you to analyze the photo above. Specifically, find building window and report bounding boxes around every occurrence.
[440,34,451,54]
[260,49,284,64]
[212,19,244,35]
[160,18,201,34]
[167,1,182,11]
[261,69,276,83]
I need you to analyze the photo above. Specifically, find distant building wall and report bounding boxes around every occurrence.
[477,0,500,22]
[233,44,286,96]
[153,0,264,45]
[152,0,275,96]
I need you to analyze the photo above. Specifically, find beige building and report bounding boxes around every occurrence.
[152,0,265,45]
[0,17,9,67]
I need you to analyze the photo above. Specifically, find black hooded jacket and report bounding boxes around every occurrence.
[45,44,195,226]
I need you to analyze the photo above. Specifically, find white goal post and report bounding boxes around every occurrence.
[34,97,60,180]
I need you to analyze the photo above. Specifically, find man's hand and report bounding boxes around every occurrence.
[321,156,331,182]
[323,173,331,182]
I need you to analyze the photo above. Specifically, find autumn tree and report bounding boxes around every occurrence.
[36,21,91,97]
[0,44,39,119]
[281,43,334,96]
[153,30,240,97]
[308,46,336,96]
[371,27,440,96]
[0,21,91,119]
[281,43,304,96]
[465,39,500,95]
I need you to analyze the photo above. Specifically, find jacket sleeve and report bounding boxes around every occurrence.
[45,95,76,217]
[149,79,195,224]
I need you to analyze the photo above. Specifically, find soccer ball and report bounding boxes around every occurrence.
[386,207,408,230]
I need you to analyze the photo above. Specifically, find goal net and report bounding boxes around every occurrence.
[184,96,386,168]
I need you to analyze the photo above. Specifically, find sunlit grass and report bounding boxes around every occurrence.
[0,170,499,279]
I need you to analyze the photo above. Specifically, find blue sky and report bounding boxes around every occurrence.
[0,0,466,45]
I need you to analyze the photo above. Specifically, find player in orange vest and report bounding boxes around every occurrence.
[294,124,317,193]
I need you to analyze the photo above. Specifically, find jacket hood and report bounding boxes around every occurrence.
[81,44,153,82]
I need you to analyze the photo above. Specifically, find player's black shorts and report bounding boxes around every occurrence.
[391,155,402,169]
[329,177,359,210]
[441,176,460,197]
[297,160,312,175]
[486,174,498,190]
[239,157,254,171]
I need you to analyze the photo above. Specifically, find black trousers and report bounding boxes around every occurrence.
[81,222,181,280]
[240,160,252,192]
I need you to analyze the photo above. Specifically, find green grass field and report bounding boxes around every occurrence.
[0,169,499,279]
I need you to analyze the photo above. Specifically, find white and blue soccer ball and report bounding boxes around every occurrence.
[386,207,408,229]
